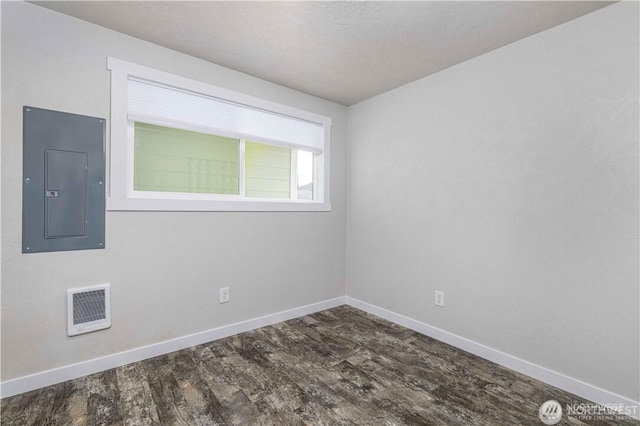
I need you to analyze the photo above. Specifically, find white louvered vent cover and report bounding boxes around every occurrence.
[67,284,111,336]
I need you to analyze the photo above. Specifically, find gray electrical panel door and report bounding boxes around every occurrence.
[23,107,105,253]
[45,149,88,238]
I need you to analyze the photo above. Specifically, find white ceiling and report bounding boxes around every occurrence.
[33,1,613,106]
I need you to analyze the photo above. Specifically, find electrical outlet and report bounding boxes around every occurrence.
[219,287,230,304]
[435,290,444,307]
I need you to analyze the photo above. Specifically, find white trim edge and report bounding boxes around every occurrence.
[0,296,346,399]
[345,296,640,421]
[3,294,638,422]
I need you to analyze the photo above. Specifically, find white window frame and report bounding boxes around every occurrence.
[107,57,331,212]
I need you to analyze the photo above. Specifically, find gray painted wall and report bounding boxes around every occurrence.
[1,1,347,381]
[346,2,639,401]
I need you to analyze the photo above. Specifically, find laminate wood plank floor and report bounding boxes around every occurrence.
[2,306,638,425]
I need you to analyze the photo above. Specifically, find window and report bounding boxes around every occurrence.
[134,123,239,195]
[107,58,331,211]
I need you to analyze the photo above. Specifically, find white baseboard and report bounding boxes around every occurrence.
[0,296,346,399]
[345,296,640,421]
[3,294,638,422]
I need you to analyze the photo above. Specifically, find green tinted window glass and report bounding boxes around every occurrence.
[134,123,239,195]
[245,142,291,199]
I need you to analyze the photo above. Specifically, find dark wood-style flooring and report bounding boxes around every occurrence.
[2,305,638,425]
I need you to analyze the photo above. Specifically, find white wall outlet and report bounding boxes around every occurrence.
[435,290,444,307]
[219,287,230,304]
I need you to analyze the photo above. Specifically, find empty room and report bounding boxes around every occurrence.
[1,1,639,424]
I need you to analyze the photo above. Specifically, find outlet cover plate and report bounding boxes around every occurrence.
[219,287,230,304]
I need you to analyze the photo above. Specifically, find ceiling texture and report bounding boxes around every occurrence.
[33,1,613,106]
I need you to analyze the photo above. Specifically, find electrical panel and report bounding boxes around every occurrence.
[22,106,105,253]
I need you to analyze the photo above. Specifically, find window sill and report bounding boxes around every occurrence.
[106,197,332,212]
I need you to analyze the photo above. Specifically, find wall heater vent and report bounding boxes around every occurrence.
[67,284,111,336]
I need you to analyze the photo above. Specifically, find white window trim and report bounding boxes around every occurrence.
[107,57,331,212]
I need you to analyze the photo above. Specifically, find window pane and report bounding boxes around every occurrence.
[245,141,291,199]
[297,150,314,200]
[134,123,239,195]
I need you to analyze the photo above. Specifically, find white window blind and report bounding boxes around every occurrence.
[128,78,325,154]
